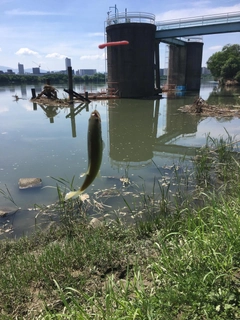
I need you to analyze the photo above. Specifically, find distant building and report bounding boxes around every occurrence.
[6,69,15,74]
[79,69,97,76]
[65,57,71,70]
[32,67,40,75]
[159,68,168,76]
[202,67,211,75]
[18,63,24,74]
[57,70,68,74]
[163,68,168,76]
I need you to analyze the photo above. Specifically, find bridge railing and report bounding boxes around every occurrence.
[106,12,155,26]
[156,11,240,30]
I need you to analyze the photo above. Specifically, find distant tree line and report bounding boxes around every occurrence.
[207,44,240,84]
[0,72,106,85]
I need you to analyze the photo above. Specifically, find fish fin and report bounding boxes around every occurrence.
[65,190,82,201]
[80,169,89,178]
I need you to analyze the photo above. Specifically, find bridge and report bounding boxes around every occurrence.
[107,10,240,41]
[105,9,240,97]
[156,11,240,39]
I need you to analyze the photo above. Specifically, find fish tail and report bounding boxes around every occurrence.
[64,189,82,201]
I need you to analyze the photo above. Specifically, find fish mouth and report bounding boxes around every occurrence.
[91,110,101,120]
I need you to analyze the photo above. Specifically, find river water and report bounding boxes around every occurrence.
[1,82,240,238]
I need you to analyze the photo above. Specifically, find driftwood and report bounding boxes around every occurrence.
[37,85,58,99]
[12,95,23,101]
[192,96,208,113]
[179,96,240,118]
[64,88,91,103]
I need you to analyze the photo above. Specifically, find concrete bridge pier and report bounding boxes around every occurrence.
[185,42,204,91]
[167,44,187,89]
[167,41,203,91]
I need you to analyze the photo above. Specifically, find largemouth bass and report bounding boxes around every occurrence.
[65,110,103,200]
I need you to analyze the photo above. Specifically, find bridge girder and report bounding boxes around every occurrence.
[158,37,186,46]
[155,22,240,39]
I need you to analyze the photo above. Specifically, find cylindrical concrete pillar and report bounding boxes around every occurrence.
[167,41,203,91]
[167,45,187,89]
[106,23,156,98]
[185,42,203,91]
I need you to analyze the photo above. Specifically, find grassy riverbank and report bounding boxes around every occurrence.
[1,134,240,319]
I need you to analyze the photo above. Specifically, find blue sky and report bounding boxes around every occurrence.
[0,0,239,72]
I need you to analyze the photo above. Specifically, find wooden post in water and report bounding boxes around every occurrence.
[68,66,73,101]
[31,88,36,99]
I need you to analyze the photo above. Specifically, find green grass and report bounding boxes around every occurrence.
[1,134,240,319]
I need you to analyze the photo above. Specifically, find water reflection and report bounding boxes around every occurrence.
[66,103,89,137]
[108,99,156,166]
[37,104,60,123]
[24,85,240,168]
[20,85,27,97]
[208,87,240,105]
[1,83,240,238]
[32,101,90,135]
[158,94,200,156]
[108,95,201,170]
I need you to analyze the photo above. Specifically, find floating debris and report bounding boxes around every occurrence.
[36,85,58,99]
[120,177,131,187]
[179,96,240,118]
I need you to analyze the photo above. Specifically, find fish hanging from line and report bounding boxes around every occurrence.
[65,110,103,201]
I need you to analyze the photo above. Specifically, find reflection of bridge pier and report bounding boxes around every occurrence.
[155,95,201,156]
[108,97,202,168]
[108,99,157,166]
[165,96,199,136]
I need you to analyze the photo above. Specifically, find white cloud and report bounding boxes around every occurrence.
[80,53,105,60]
[15,48,39,56]
[46,53,67,59]
[209,45,222,51]
[156,4,240,21]
[87,32,104,37]
[0,48,2,52]
[5,9,66,16]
